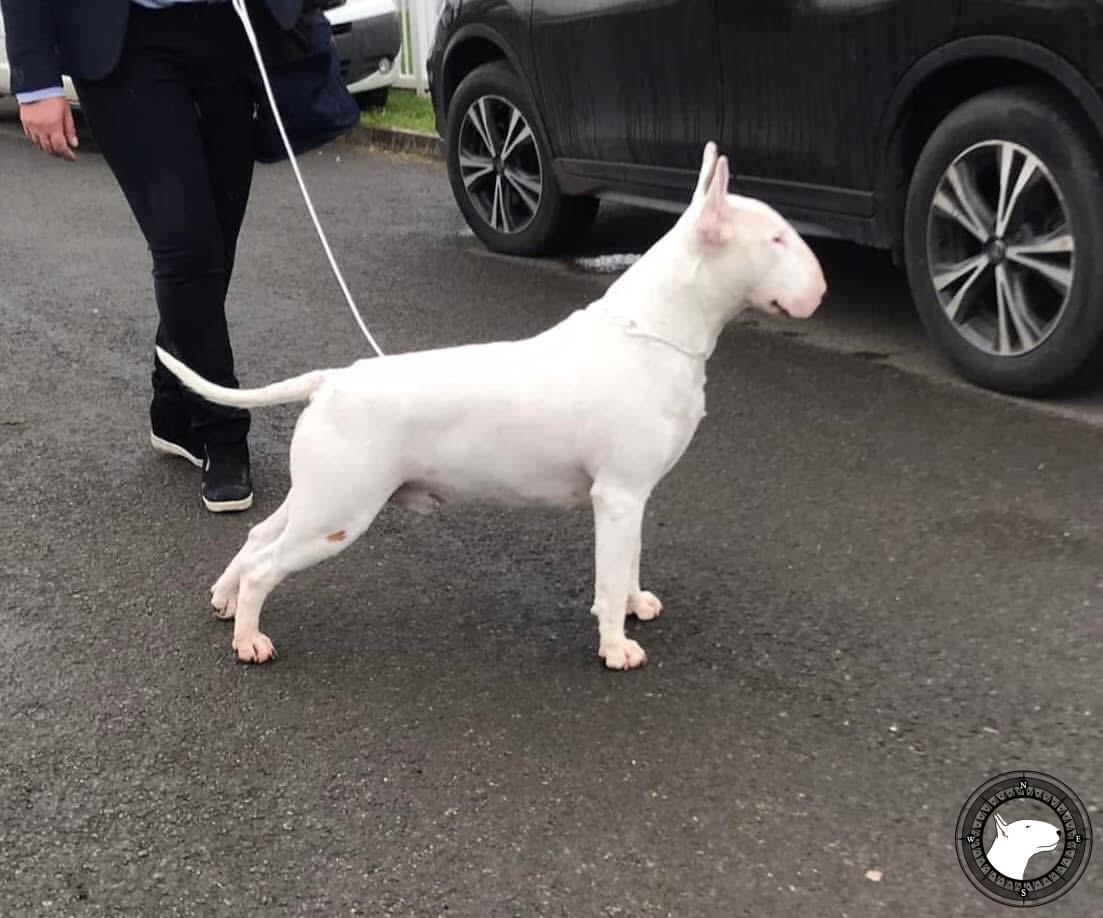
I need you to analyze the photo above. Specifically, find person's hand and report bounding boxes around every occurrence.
[20,97,79,161]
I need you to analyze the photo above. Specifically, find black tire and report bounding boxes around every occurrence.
[355,87,389,110]
[904,86,1103,395]
[445,61,598,255]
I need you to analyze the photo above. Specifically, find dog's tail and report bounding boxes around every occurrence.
[155,347,327,409]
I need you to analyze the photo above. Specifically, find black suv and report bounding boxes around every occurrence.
[428,0,1103,396]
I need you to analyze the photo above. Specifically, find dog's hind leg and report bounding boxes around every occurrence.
[210,495,292,621]
[228,477,398,664]
[626,535,663,622]
[590,481,649,670]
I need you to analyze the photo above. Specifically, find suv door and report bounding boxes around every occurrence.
[717,1,960,199]
[530,0,720,171]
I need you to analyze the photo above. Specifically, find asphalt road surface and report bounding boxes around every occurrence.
[2,103,1102,917]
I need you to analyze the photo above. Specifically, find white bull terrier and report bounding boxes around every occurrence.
[986,813,1062,880]
[156,143,826,668]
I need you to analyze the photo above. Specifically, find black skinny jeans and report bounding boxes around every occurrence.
[75,3,257,447]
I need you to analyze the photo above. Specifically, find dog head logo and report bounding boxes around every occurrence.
[683,142,827,321]
[956,771,1092,907]
[986,812,1063,880]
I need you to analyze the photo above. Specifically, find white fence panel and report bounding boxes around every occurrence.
[395,0,440,94]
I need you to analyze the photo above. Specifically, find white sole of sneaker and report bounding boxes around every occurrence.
[150,431,203,468]
[202,493,254,513]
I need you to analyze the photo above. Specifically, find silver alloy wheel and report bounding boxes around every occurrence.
[926,140,1075,356]
[457,94,543,234]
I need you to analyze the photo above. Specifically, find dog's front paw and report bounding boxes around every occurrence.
[233,632,277,664]
[627,591,662,621]
[599,638,647,671]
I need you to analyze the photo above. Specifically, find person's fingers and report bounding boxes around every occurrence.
[42,133,61,157]
[53,126,77,161]
[37,128,60,157]
[18,99,77,160]
[44,127,75,161]
[19,109,39,142]
[28,128,50,154]
[63,105,79,150]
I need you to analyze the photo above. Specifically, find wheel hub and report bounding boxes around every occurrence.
[984,237,1008,265]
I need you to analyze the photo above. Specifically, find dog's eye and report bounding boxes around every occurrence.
[772,233,785,246]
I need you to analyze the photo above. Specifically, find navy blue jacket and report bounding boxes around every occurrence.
[1,0,302,94]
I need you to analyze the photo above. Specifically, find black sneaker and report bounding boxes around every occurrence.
[150,399,203,468]
[202,442,254,513]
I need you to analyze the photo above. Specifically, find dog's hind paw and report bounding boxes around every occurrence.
[627,591,663,621]
[599,638,647,671]
[233,632,277,664]
[211,590,236,621]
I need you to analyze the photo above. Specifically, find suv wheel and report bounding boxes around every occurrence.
[445,62,598,255]
[905,86,1103,395]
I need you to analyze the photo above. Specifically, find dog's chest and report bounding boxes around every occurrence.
[636,369,708,477]
[653,362,707,427]
[682,382,707,425]
[667,384,707,461]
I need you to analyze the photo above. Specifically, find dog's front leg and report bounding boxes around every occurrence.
[591,482,649,670]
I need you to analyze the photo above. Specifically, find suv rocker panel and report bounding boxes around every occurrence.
[555,159,876,238]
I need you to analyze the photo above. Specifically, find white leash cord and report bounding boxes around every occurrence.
[231,0,386,358]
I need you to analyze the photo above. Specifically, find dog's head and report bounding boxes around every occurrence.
[682,142,826,320]
[993,813,1062,855]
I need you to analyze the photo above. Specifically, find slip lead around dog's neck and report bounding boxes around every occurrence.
[595,307,712,362]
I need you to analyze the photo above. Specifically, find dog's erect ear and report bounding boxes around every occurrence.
[693,153,733,248]
[694,141,720,200]
[995,813,1009,838]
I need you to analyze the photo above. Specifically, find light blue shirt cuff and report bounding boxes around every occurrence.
[17,87,66,104]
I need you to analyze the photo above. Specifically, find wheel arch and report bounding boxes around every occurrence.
[876,36,1103,256]
[439,25,550,139]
